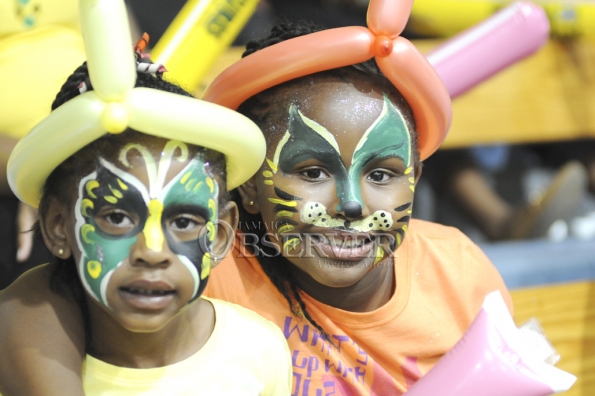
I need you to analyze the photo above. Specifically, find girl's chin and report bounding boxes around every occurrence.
[290,256,382,288]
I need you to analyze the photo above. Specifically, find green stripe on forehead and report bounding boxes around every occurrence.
[297,107,340,153]
[352,94,411,168]
[272,104,341,169]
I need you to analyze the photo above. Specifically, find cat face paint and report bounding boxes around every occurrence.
[256,80,417,291]
[261,94,415,254]
[74,140,218,307]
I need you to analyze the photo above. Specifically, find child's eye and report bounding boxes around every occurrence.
[170,215,200,231]
[367,170,391,182]
[299,168,329,181]
[106,212,132,226]
[95,209,136,235]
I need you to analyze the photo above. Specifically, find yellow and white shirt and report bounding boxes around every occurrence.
[83,297,292,396]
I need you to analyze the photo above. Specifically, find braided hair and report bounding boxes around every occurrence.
[41,63,227,349]
[235,21,420,343]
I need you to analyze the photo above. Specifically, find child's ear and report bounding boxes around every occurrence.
[39,198,72,259]
[237,176,260,214]
[413,163,423,185]
[210,200,239,269]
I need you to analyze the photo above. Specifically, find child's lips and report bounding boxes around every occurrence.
[308,231,376,261]
[119,279,177,310]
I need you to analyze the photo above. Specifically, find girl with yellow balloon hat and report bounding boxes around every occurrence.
[2,0,292,394]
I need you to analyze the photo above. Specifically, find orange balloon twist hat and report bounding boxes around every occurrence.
[202,0,452,161]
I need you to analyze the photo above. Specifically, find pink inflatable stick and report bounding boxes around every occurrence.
[405,291,576,396]
[426,2,550,99]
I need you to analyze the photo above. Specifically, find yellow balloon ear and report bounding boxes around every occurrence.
[100,102,129,133]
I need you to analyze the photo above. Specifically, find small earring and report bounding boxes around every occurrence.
[249,201,254,206]
[58,248,64,256]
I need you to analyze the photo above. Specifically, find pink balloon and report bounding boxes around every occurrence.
[426,2,550,99]
[406,292,576,396]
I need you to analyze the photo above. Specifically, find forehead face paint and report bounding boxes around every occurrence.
[74,140,219,307]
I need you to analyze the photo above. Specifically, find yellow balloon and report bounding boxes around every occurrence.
[152,0,260,92]
[79,0,136,101]
[101,102,129,133]
[126,88,265,191]
[409,0,595,39]
[7,0,266,209]
[0,26,85,139]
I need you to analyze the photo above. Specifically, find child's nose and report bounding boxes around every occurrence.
[341,201,363,218]
[129,232,173,269]
[329,198,371,220]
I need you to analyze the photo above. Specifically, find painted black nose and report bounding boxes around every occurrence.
[342,201,362,218]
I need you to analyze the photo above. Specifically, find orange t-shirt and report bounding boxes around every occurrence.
[205,219,512,395]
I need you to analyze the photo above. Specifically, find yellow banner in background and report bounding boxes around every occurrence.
[409,0,595,39]
[152,0,259,93]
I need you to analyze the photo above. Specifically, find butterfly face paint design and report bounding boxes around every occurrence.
[74,140,218,307]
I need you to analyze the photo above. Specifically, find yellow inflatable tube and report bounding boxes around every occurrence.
[0,26,86,139]
[152,0,260,92]
[409,0,595,39]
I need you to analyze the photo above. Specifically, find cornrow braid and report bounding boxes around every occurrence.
[242,20,383,76]
[52,62,193,111]
[243,20,325,58]
[236,21,420,345]
[52,62,91,110]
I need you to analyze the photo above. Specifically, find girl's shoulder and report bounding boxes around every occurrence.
[407,218,468,240]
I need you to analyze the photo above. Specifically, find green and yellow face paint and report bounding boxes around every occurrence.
[74,140,218,307]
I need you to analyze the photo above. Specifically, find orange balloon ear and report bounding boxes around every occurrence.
[377,38,451,160]
[367,0,413,38]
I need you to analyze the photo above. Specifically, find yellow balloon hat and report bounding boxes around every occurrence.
[7,0,266,209]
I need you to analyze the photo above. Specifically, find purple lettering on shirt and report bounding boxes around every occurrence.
[284,316,309,342]
[292,350,308,369]
[331,335,349,353]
